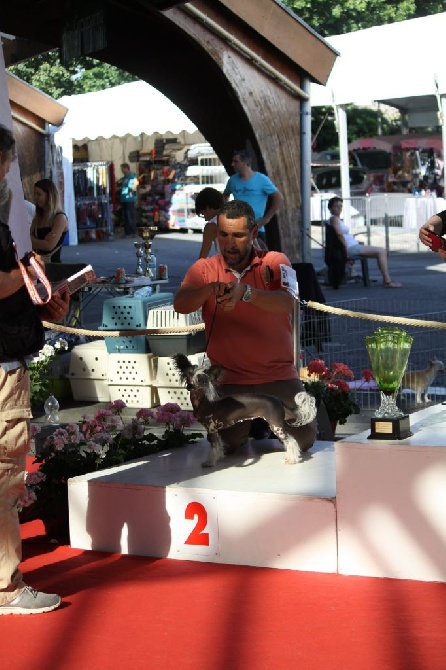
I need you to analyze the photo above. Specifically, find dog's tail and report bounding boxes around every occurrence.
[286,392,317,427]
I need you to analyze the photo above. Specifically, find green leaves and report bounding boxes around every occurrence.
[8,50,137,99]
[281,1,441,37]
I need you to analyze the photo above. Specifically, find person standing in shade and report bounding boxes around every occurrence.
[30,179,68,263]
[223,149,283,244]
[119,163,139,238]
[195,187,224,259]
[0,124,69,615]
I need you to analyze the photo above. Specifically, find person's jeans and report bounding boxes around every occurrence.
[121,201,136,235]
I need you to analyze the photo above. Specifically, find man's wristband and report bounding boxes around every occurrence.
[241,284,252,302]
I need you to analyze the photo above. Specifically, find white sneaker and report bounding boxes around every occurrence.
[0,586,61,615]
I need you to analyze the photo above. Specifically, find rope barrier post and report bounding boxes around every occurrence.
[384,212,390,254]
[293,300,301,369]
[365,196,372,245]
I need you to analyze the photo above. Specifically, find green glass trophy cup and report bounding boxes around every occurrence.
[365,327,413,440]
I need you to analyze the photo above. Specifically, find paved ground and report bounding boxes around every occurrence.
[41,232,446,440]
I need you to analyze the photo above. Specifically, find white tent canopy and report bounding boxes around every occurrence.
[309,13,446,219]
[311,12,446,124]
[57,80,198,140]
[54,81,199,245]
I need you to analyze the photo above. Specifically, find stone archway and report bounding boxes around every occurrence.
[1,0,336,259]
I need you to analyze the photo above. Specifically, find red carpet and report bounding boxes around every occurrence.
[0,517,444,670]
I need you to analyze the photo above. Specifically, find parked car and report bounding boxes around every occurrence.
[313,149,391,192]
[350,149,391,172]
[311,165,373,196]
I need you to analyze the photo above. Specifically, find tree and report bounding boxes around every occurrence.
[279,0,445,151]
[8,1,445,147]
[312,106,401,152]
[281,0,445,37]
[8,50,137,99]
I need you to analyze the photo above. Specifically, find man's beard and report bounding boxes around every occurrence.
[223,246,251,268]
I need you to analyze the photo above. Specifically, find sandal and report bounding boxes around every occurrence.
[383,281,402,288]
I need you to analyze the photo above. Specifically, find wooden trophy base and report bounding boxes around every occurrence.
[368,414,412,440]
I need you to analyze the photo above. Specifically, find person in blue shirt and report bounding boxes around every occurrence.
[223,149,283,244]
[119,163,139,237]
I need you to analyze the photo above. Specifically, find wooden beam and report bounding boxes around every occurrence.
[6,72,68,127]
[215,0,338,84]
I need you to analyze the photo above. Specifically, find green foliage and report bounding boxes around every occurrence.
[312,105,401,152]
[8,50,137,99]
[280,0,445,37]
[8,2,445,147]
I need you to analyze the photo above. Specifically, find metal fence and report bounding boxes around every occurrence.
[311,193,445,253]
[300,298,446,411]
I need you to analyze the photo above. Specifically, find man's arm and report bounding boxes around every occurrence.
[38,287,70,323]
[175,280,294,315]
[220,283,294,314]
[257,189,283,228]
[223,177,232,203]
[419,212,444,248]
[174,281,227,314]
[242,284,293,313]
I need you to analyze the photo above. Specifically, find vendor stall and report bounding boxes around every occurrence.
[348,134,443,195]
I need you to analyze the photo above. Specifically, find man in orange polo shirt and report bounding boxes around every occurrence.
[174,199,317,454]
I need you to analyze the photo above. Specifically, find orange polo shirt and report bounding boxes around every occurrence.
[181,251,299,385]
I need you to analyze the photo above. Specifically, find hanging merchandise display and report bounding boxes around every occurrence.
[73,161,114,241]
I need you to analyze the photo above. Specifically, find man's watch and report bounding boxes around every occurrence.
[241,284,252,302]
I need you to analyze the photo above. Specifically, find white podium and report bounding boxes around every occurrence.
[68,405,446,582]
[336,404,446,582]
[68,439,338,573]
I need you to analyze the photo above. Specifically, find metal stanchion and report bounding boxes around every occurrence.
[293,300,301,368]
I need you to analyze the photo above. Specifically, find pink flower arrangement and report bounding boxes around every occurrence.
[19,401,203,524]
[145,403,196,431]
[303,359,360,425]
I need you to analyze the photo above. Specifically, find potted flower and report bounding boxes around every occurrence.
[302,358,361,431]
[20,401,203,541]
[29,338,69,411]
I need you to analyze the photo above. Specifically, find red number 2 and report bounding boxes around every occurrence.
[184,501,209,546]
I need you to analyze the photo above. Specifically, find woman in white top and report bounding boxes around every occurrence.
[327,196,402,288]
[195,187,224,258]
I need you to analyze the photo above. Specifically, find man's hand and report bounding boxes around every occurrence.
[419,223,435,248]
[255,216,269,228]
[25,252,45,281]
[38,287,70,323]
[214,281,245,310]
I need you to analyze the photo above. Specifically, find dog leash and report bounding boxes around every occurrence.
[204,302,218,356]
[15,246,52,305]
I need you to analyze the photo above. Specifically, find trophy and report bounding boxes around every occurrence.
[133,240,145,275]
[365,327,413,439]
[137,226,157,278]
